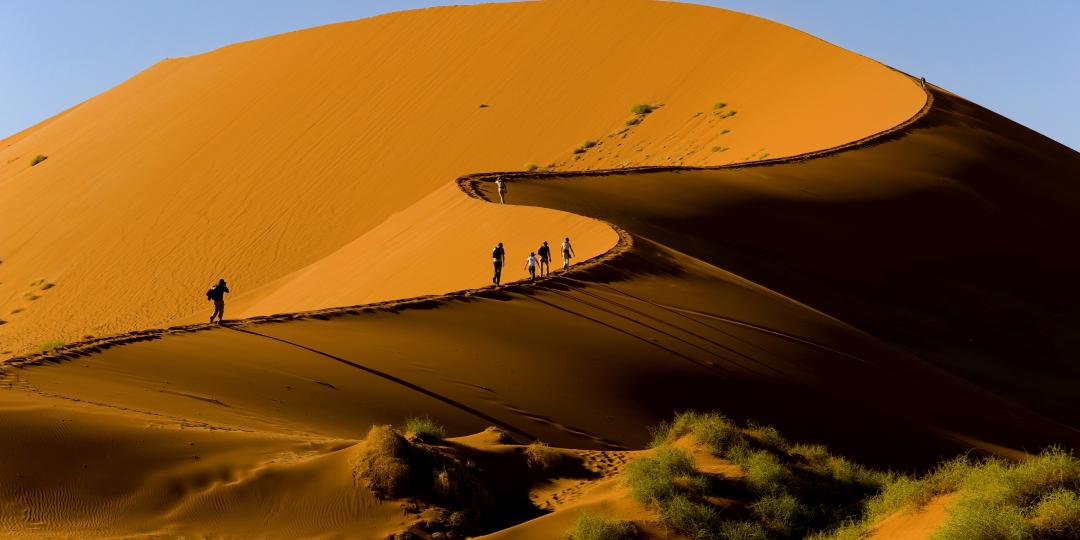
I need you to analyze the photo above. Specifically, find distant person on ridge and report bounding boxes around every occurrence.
[537,241,551,277]
[492,242,506,286]
[525,252,538,281]
[206,278,230,324]
[561,237,575,270]
[495,177,507,204]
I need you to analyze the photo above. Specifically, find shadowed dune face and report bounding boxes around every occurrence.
[490,88,1080,426]
[0,0,922,355]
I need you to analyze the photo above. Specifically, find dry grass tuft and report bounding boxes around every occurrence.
[524,440,562,470]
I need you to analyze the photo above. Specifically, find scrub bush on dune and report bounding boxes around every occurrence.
[30,154,48,166]
[568,512,638,540]
[524,440,562,470]
[630,103,655,115]
[403,416,446,440]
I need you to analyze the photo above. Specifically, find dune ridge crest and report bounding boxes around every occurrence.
[2,75,930,368]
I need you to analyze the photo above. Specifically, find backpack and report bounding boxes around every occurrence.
[492,246,503,258]
[206,287,215,301]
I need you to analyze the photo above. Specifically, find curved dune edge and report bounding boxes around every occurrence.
[0,76,930,369]
[0,0,929,356]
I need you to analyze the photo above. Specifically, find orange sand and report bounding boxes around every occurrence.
[0,1,1077,538]
[0,0,922,355]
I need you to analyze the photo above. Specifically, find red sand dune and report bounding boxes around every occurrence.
[0,0,922,355]
[1,0,1078,538]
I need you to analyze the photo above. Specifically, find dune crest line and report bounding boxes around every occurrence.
[1,74,932,370]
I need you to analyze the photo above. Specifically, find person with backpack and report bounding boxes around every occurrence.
[525,252,538,281]
[495,177,507,204]
[537,241,551,278]
[492,242,506,286]
[561,237,575,270]
[206,278,230,324]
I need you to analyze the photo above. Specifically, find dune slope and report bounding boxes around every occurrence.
[0,79,1077,536]
[0,0,923,355]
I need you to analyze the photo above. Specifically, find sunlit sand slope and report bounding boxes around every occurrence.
[0,0,923,354]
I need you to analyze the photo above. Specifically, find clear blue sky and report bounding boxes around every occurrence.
[2,1,1078,150]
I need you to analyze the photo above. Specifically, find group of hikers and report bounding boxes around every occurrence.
[492,237,575,286]
[204,178,567,323]
[203,238,576,324]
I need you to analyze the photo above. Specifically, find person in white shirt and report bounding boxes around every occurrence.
[495,177,507,204]
[561,237,575,270]
[525,252,538,281]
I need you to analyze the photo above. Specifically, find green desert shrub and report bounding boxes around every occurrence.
[524,162,539,172]
[713,102,727,110]
[625,116,642,126]
[403,416,446,439]
[30,154,48,166]
[574,139,598,154]
[568,512,638,540]
[658,494,722,537]
[817,447,1080,539]
[626,446,703,505]
[35,340,65,353]
[630,103,655,115]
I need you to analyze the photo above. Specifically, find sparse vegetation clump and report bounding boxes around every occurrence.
[573,139,598,154]
[630,104,656,115]
[525,440,562,470]
[711,146,729,153]
[35,340,66,354]
[351,422,510,536]
[634,411,893,539]
[713,102,727,110]
[625,116,642,126]
[524,162,540,172]
[822,447,1080,540]
[403,416,446,440]
[569,512,638,540]
[30,154,48,166]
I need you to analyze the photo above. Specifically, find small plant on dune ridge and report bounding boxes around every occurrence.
[568,512,638,540]
[630,103,656,115]
[712,146,729,153]
[35,340,65,353]
[625,116,642,126]
[479,103,489,108]
[573,139,598,154]
[713,102,728,110]
[525,440,562,470]
[30,154,48,166]
[403,416,446,440]
[524,162,540,172]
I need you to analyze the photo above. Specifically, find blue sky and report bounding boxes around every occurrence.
[2,1,1078,150]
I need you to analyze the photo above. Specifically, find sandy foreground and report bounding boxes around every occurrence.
[1,0,1079,538]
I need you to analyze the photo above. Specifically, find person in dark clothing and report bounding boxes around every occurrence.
[537,241,551,278]
[207,278,230,324]
[492,243,505,286]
